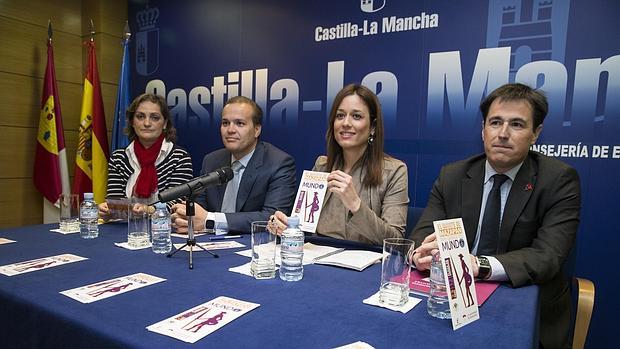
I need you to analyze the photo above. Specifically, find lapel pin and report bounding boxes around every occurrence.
[524,183,533,191]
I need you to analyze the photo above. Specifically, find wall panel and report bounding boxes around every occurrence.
[0,0,82,35]
[0,72,82,129]
[0,0,127,229]
[0,17,82,83]
[0,179,43,227]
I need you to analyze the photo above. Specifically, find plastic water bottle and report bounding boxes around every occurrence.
[151,202,172,254]
[79,192,99,239]
[279,216,304,281]
[427,252,451,319]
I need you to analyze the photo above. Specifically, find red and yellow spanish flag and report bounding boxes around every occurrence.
[73,40,109,203]
[34,38,70,204]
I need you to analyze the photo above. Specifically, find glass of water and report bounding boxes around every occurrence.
[250,221,277,279]
[127,197,150,248]
[427,252,452,319]
[379,238,415,306]
[59,193,80,232]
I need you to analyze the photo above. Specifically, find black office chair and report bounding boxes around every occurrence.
[405,206,425,239]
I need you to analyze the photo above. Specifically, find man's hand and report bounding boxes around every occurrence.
[268,211,288,235]
[171,202,208,233]
[98,202,109,217]
[410,233,439,271]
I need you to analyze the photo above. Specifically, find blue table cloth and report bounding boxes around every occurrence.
[0,223,539,348]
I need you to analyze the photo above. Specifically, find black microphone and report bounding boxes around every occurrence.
[158,167,234,203]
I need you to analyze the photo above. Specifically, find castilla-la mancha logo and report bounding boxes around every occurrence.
[136,7,160,76]
[360,0,385,13]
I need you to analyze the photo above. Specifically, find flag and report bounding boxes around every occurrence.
[34,38,70,205]
[111,32,131,151]
[73,40,109,203]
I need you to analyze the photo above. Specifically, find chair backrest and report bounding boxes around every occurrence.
[572,277,595,349]
[405,206,425,239]
[561,239,595,348]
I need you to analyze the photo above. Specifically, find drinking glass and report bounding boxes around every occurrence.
[127,197,150,248]
[59,193,80,232]
[250,221,277,279]
[379,238,415,306]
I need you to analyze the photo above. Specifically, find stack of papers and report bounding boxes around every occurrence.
[313,249,383,271]
[235,242,382,271]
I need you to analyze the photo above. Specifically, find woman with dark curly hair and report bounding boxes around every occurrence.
[98,93,194,215]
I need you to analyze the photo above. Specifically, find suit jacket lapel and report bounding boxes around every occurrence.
[235,142,263,211]
[462,160,485,248]
[498,156,536,253]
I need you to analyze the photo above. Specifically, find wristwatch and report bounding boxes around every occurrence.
[476,256,492,280]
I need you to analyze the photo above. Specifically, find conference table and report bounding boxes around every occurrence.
[0,223,539,348]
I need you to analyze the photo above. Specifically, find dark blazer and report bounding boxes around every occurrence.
[411,151,581,348]
[196,141,296,234]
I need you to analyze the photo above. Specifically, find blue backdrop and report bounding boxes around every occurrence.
[129,1,618,346]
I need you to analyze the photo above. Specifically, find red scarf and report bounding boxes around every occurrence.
[133,134,165,198]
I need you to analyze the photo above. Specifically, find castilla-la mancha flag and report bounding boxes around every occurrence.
[73,40,109,203]
[34,38,70,204]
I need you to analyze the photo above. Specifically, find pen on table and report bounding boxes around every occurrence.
[209,235,242,241]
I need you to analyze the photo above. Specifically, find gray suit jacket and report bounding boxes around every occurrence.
[196,141,296,233]
[411,151,580,348]
[313,155,409,245]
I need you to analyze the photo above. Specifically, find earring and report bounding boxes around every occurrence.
[368,133,375,145]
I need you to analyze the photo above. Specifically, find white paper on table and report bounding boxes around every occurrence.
[171,232,207,239]
[147,296,260,343]
[0,254,88,276]
[333,341,376,349]
[314,250,383,271]
[114,242,152,250]
[173,241,245,252]
[60,273,166,303]
[362,291,422,313]
[235,242,342,266]
[0,238,16,245]
[49,228,80,234]
[228,262,253,277]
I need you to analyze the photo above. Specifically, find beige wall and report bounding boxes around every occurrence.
[0,0,127,228]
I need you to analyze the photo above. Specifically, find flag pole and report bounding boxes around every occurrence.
[123,20,131,41]
[37,19,70,222]
[112,21,132,151]
[90,19,95,42]
[47,19,52,43]
[43,19,58,223]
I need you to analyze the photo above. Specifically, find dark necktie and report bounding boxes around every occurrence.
[221,161,243,213]
[478,174,509,255]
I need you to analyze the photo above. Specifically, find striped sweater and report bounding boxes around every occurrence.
[107,141,194,207]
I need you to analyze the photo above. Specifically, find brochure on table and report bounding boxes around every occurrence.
[0,254,87,276]
[433,218,480,330]
[409,269,500,306]
[147,296,260,343]
[291,170,329,233]
[60,273,166,303]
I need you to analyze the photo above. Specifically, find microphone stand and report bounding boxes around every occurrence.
[167,192,218,269]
